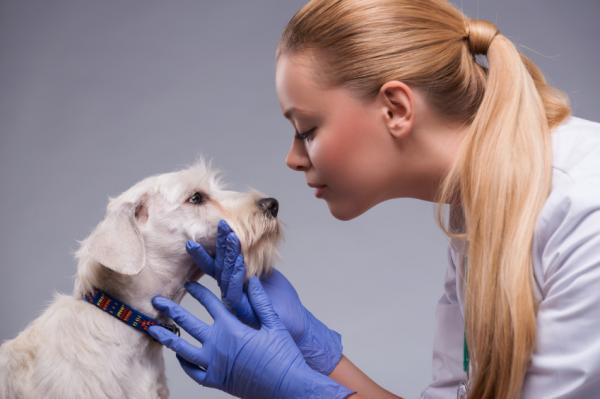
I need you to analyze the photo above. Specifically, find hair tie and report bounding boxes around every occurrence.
[465,19,500,55]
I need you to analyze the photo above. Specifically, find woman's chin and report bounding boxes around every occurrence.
[326,200,370,221]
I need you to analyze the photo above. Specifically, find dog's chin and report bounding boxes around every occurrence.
[171,285,189,304]
[172,274,203,303]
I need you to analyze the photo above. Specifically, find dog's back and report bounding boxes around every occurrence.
[0,312,41,398]
[0,293,169,399]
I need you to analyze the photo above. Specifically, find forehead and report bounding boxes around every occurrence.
[109,160,227,210]
[275,53,325,118]
[155,161,227,202]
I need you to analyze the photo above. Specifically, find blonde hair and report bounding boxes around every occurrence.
[276,1,571,397]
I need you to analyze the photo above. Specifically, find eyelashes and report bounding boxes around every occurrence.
[294,127,317,142]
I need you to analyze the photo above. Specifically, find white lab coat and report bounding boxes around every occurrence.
[421,115,600,399]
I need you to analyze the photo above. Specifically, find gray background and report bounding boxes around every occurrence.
[1,1,598,398]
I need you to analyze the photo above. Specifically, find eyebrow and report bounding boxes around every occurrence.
[283,107,312,120]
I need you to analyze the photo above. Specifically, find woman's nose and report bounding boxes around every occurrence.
[285,139,310,171]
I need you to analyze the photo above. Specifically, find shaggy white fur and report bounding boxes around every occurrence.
[0,157,283,399]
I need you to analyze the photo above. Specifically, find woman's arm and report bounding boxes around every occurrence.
[329,354,404,399]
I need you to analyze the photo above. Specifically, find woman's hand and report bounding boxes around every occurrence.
[148,277,355,399]
[186,219,345,375]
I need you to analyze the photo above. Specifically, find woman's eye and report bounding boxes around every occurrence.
[187,192,207,205]
[295,127,316,142]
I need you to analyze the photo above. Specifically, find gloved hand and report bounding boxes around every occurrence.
[186,219,344,375]
[148,277,355,399]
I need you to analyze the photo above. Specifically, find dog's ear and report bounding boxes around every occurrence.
[86,194,148,275]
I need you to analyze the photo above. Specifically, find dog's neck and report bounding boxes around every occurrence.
[74,253,202,320]
[84,287,180,338]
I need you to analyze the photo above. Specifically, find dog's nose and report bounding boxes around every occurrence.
[257,197,278,218]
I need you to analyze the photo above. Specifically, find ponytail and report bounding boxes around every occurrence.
[435,18,571,398]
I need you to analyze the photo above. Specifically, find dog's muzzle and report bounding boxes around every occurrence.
[257,197,278,218]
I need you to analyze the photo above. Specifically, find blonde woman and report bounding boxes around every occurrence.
[147,1,600,398]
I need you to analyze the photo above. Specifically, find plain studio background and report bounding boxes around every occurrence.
[1,1,599,398]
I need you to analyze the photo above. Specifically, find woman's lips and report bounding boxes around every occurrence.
[307,182,327,198]
[314,185,327,198]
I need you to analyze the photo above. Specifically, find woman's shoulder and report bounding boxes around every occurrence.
[534,171,600,258]
[537,114,600,252]
[542,115,600,226]
[532,119,600,301]
[550,115,600,180]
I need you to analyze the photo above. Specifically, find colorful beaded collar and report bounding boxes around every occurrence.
[83,288,180,339]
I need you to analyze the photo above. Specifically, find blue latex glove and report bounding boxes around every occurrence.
[186,219,344,375]
[148,278,355,399]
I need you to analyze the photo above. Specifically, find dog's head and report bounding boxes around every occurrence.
[73,157,283,311]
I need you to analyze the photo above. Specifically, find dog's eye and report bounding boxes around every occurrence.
[187,192,207,205]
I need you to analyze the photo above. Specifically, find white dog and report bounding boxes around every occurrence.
[0,157,283,399]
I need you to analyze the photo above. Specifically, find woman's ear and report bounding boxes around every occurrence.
[379,80,415,139]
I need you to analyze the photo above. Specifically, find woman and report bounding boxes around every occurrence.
[148,0,600,398]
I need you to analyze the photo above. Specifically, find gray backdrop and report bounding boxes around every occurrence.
[1,1,598,398]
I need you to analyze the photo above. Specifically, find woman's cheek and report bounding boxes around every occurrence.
[318,128,350,166]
